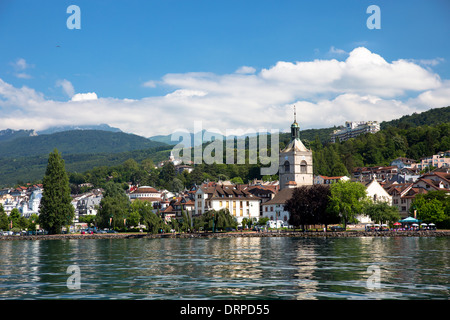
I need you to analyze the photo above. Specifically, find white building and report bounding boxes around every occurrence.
[194,183,260,226]
[331,121,380,143]
[129,186,161,204]
[261,186,295,225]
[358,177,393,224]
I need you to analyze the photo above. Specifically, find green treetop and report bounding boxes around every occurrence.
[39,149,74,234]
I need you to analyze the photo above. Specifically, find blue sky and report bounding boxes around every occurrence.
[0,0,449,137]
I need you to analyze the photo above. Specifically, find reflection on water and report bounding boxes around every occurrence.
[0,237,448,299]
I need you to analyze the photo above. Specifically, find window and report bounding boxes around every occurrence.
[300,160,307,173]
[284,160,290,173]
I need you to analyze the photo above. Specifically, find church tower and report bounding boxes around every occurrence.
[279,106,313,189]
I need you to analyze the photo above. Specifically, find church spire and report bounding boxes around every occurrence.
[294,105,297,122]
[290,105,300,141]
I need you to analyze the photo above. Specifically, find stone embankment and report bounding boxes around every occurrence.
[1,230,449,241]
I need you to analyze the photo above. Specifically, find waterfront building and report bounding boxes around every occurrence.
[161,196,195,222]
[261,183,297,225]
[194,182,260,226]
[330,121,380,143]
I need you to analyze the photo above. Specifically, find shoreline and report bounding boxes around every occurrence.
[1,230,449,240]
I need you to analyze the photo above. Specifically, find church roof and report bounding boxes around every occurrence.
[281,138,309,153]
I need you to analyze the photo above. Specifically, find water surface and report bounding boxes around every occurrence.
[0,237,448,299]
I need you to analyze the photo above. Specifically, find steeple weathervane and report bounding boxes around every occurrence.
[294,105,296,123]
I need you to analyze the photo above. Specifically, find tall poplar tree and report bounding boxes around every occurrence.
[39,148,74,234]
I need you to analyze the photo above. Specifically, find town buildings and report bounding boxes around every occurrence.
[330,121,380,143]
[314,175,349,185]
[0,184,43,218]
[417,151,450,170]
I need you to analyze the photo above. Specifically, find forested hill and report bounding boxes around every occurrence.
[311,106,450,177]
[0,130,167,158]
[381,106,450,129]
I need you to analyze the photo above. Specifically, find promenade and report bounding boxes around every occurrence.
[1,230,449,241]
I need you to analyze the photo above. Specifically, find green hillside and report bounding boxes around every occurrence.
[0,130,166,158]
[0,145,172,187]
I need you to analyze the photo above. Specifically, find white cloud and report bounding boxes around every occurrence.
[71,92,98,101]
[0,47,448,137]
[328,46,347,55]
[12,58,30,71]
[235,66,256,74]
[56,79,75,98]
[11,58,33,79]
[408,57,445,67]
[142,80,157,88]
[15,73,32,79]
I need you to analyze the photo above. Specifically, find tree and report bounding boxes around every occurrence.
[231,177,244,185]
[97,182,130,230]
[363,201,400,225]
[327,181,367,228]
[257,217,269,226]
[0,204,9,230]
[160,162,176,184]
[194,209,237,232]
[79,214,96,227]
[285,185,339,230]
[9,208,29,230]
[135,201,166,234]
[39,149,75,234]
[28,213,39,231]
[411,190,449,228]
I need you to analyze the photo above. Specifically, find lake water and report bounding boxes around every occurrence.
[0,237,448,300]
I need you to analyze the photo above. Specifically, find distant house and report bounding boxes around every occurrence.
[261,187,295,225]
[128,186,162,204]
[175,164,193,175]
[417,151,450,170]
[314,175,349,185]
[390,157,417,170]
[353,166,398,181]
[161,196,195,222]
